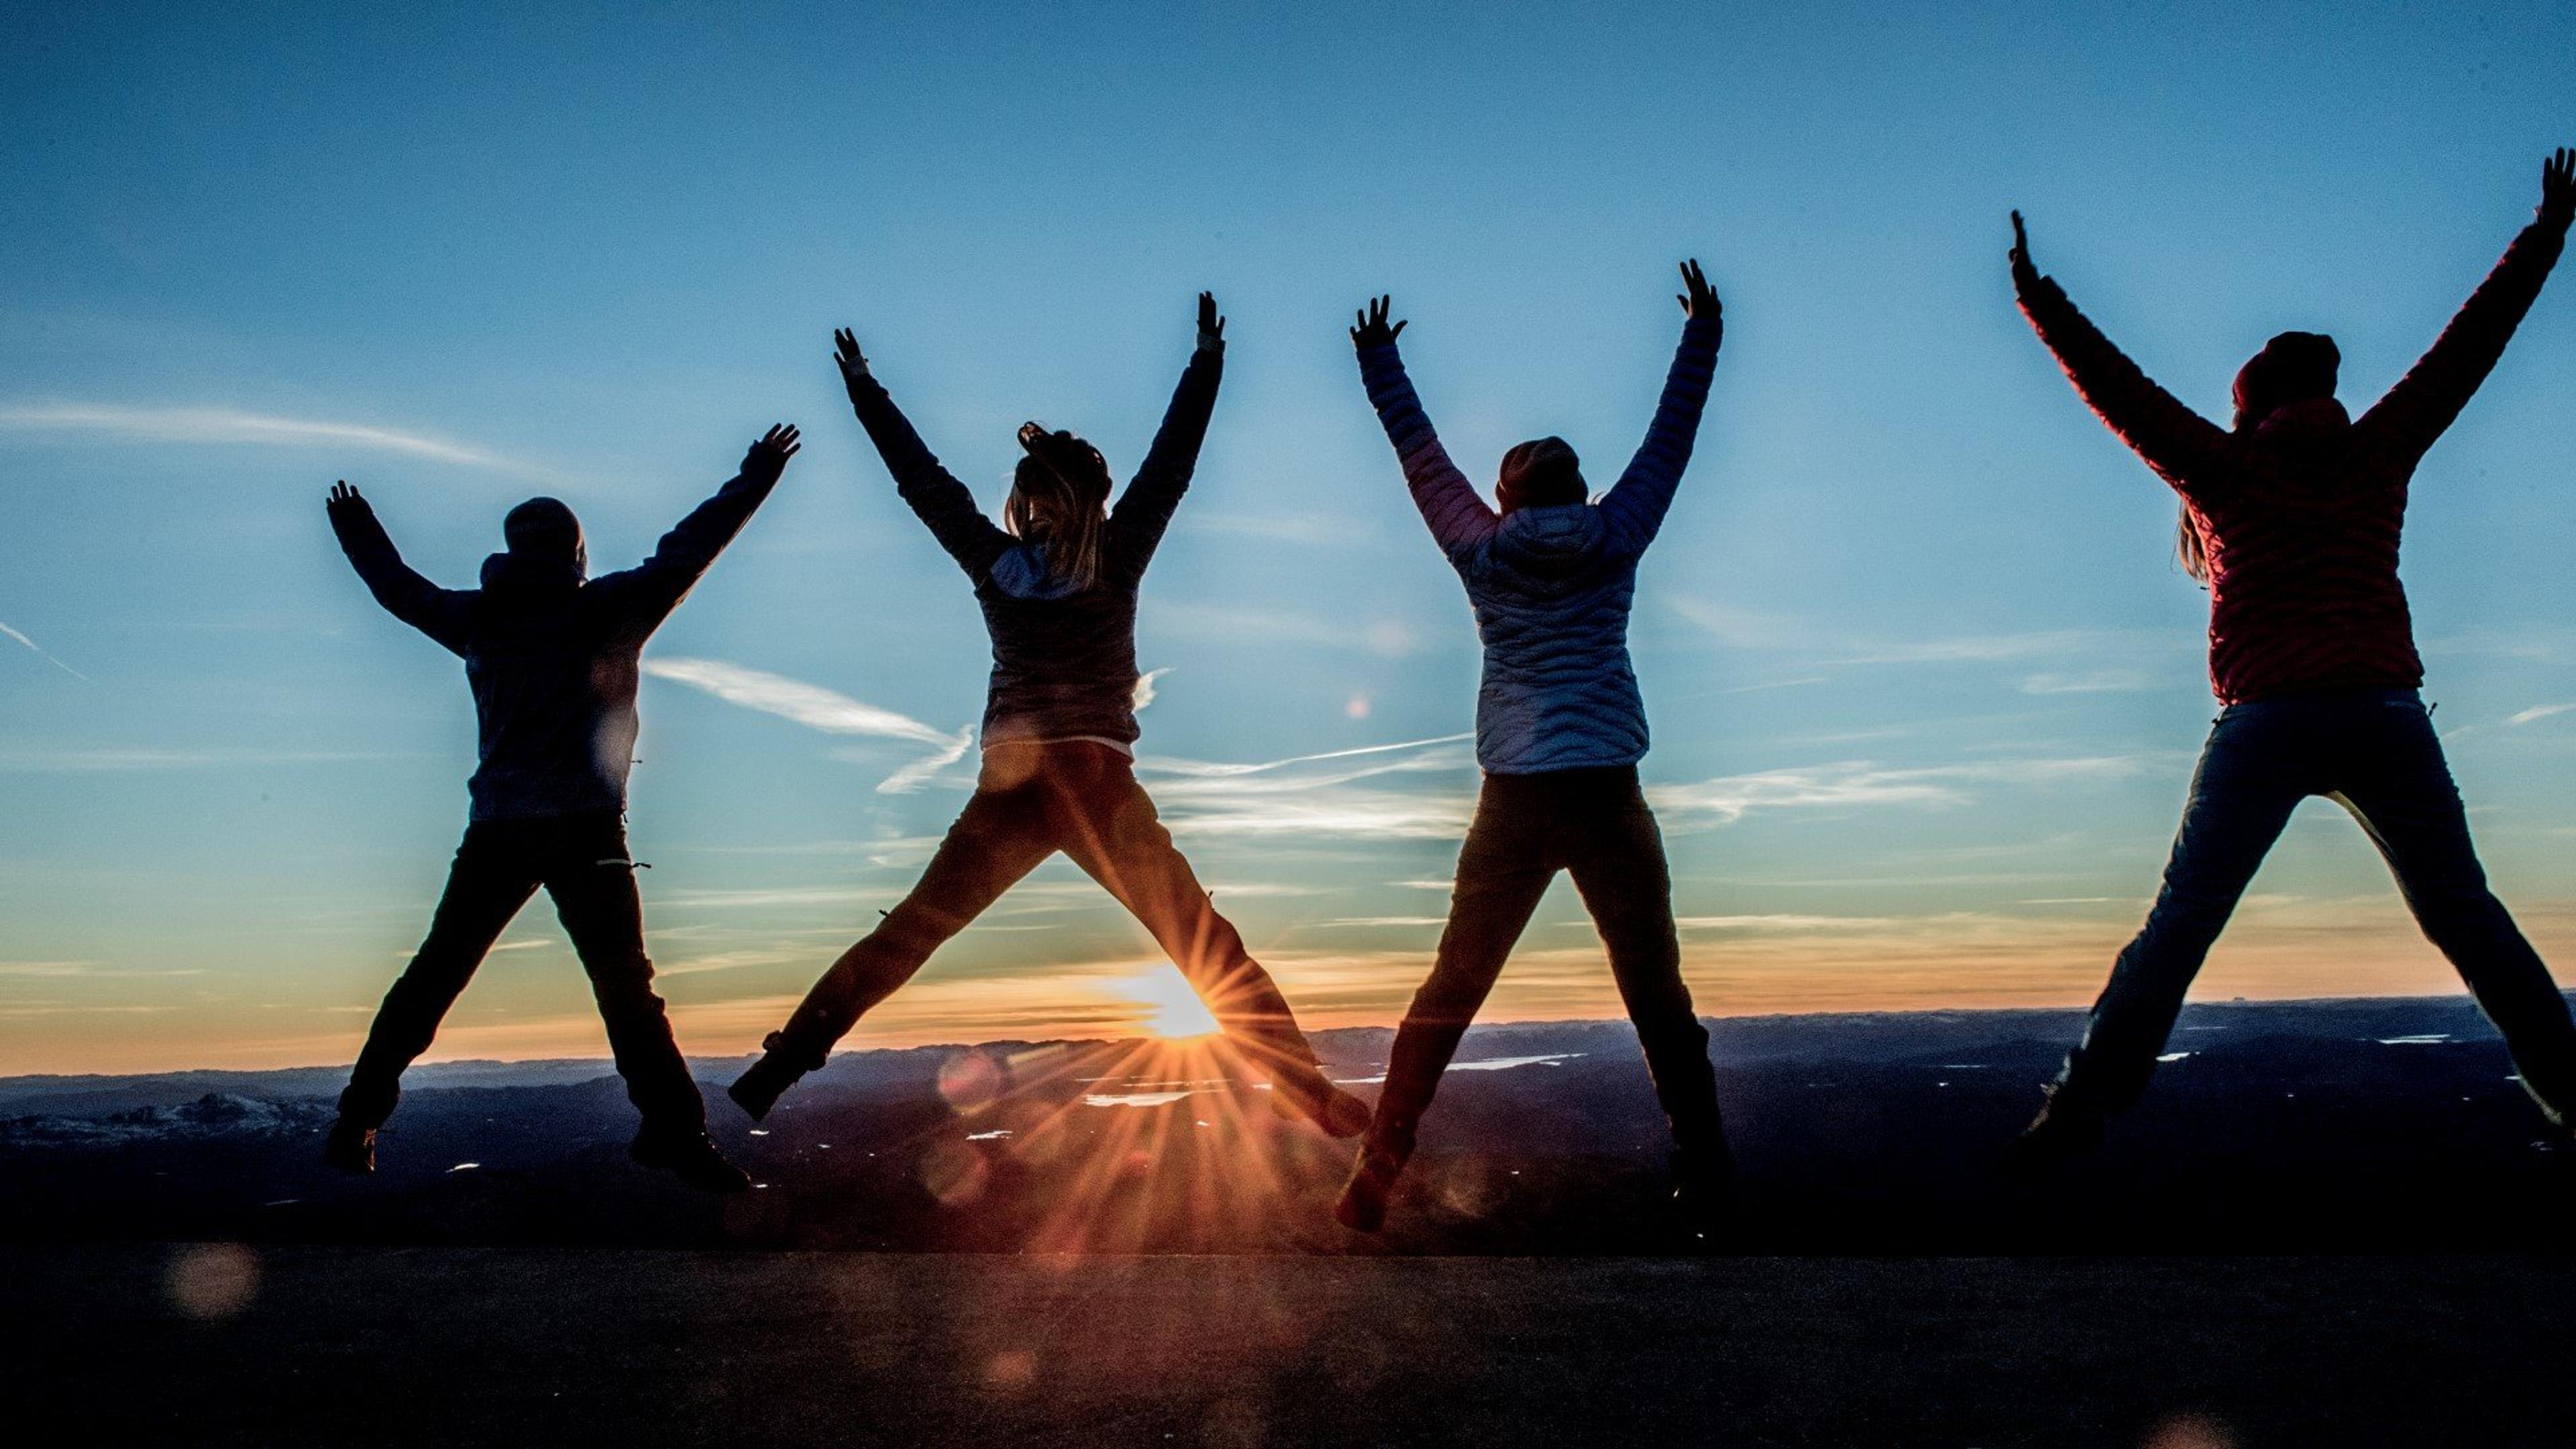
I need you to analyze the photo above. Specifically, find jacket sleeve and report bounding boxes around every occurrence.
[1106,341,1224,572]
[2017,272,2231,493]
[845,364,1012,580]
[2359,211,2569,460]
[1357,342,1495,569]
[329,501,473,655]
[592,465,783,631]
[1599,313,1723,555]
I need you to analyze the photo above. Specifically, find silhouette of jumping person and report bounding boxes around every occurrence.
[1334,264,1731,1234]
[321,425,801,1191]
[2008,148,2576,1165]
[729,297,1369,1139]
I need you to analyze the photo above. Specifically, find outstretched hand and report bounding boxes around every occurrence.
[743,424,802,484]
[1350,295,1407,351]
[832,328,868,382]
[325,480,370,523]
[2542,147,2575,227]
[1676,258,1720,325]
[1197,291,1226,350]
[2008,210,2041,290]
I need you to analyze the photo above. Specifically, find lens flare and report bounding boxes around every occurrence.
[1116,964,1222,1039]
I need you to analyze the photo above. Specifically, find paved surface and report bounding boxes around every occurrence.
[6,1246,2573,1446]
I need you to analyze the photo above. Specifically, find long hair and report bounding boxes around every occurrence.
[1007,425,1112,592]
[2175,506,2210,584]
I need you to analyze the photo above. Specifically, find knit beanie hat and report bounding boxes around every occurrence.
[2233,331,2340,429]
[1497,436,1585,512]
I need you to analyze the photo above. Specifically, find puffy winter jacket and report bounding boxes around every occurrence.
[1360,315,1721,773]
[331,467,781,818]
[841,343,1222,751]
[2019,207,2567,704]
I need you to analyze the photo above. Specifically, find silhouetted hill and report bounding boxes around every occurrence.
[5,996,2571,1253]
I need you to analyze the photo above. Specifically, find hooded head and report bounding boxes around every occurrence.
[504,496,585,567]
[2231,331,2340,431]
[1007,423,1112,591]
[484,496,587,594]
[1497,436,1586,513]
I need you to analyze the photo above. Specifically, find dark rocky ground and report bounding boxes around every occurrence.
[5,997,2573,1254]
[5,1245,2572,1446]
[5,997,2575,1443]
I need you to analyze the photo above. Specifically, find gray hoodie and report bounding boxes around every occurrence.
[1358,315,1720,773]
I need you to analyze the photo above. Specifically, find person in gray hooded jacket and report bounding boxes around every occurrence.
[1335,265,1729,1234]
[320,424,800,1192]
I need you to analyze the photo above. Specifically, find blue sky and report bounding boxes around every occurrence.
[5,1,2576,1072]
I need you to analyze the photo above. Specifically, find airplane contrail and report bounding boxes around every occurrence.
[0,402,556,480]
[643,656,972,794]
[0,621,88,682]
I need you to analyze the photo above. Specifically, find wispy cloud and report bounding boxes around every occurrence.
[1663,595,2180,675]
[1650,755,2147,830]
[2508,702,2576,727]
[2020,669,2151,695]
[643,656,972,794]
[1131,667,1171,712]
[1142,735,1479,840]
[1152,602,1432,658]
[0,401,553,480]
[0,621,87,681]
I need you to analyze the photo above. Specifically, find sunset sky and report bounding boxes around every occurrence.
[6,2,2576,1075]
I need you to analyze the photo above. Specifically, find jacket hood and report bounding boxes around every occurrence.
[2251,395,2352,443]
[1492,501,1606,576]
[480,550,586,599]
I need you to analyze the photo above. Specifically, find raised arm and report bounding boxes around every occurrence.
[595,425,800,629]
[1106,291,1228,568]
[1600,259,1725,554]
[1352,296,1495,568]
[2359,148,2573,460]
[325,482,472,655]
[835,328,1012,580]
[2011,211,2231,492]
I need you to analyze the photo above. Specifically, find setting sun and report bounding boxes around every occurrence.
[1116,965,1224,1039]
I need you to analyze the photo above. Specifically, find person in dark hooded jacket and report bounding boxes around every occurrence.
[727,296,1371,1143]
[1334,263,1729,1235]
[320,424,800,1191]
[2008,148,2576,1165]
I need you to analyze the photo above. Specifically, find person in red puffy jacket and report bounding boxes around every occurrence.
[2009,148,2576,1165]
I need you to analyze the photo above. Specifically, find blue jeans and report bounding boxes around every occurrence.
[2057,688,2576,1126]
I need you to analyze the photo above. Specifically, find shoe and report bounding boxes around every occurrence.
[1334,1144,1406,1233]
[1670,1142,1737,1242]
[322,1118,376,1175]
[2003,1087,2106,1177]
[630,1128,753,1193]
[727,1034,811,1122]
[1269,1062,1370,1139]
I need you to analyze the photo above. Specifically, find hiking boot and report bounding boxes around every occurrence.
[1670,1142,1737,1243]
[727,1033,812,1122]
[322,1118,376,1175]
[1334,1142,1407,1233]
[630,1128,752,1193]
[2003,1085,2106,1177]
[1269,1061,1370,1139]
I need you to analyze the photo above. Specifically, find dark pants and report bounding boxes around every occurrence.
[338,810,706,1132]
[2058,688,2576,1125]
[1367,766,1727,1159]
[771,742,1322,1069]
